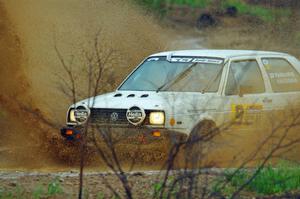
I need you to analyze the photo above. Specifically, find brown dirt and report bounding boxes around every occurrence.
[2,0,174,122]
[0,171,216,198]
[0,0,300,172]
[0,2,300,198]
[0,2,56,169]
[199,14,300,166]
[0,0,210,171]
[202,14,300,58]
[0,0,178,170]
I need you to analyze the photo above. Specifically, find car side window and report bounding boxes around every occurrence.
[225,60,265,95]
[261,58,300,92]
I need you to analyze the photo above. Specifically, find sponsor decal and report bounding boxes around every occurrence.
[268,72,298,84]
[147,57,223,64]
[147,57,160,61]
[231,104,263,125]
[74,108,89,123]
[126,106,146,126]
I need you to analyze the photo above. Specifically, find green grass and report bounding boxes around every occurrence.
[135,0,291,22]
[134,0,211,10]
[0,185,25,199]
[221,0,291,22]
[0,178,64,199]
[213,162,300,196]
[32,185,45,199]
[47,177,63,196]
[168,0,211,8]
[96,192,105,199]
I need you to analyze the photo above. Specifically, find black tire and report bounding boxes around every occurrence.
[185,120,216,168]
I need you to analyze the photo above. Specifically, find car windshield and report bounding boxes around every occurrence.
[118,56,224,92]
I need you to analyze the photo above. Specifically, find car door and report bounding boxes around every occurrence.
[221,57,271,132]
[256,56,300,162]
[258,56,300,123]
[209,57,273,165]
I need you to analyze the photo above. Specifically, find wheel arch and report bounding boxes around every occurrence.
[188,114,217,133]
[188,117,219,139]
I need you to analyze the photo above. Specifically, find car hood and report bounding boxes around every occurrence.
[73,91,220,113]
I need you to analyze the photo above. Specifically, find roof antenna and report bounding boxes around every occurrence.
[166,52,173,62]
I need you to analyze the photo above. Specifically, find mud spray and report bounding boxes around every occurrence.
[0,0,177,169]
[1,0,300,170]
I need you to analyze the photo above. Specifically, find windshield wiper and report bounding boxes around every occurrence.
[156,62,198,93]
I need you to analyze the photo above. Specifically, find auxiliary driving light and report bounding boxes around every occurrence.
[149,112,165,125]
[66,129,74,135]
[68,106,90,124]
[61,127,81,141]
[74,107,89,123]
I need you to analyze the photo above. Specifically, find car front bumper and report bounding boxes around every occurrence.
[60,125,187,142]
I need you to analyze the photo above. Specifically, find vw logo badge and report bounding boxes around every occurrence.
[126,106,146,126]
[110,112,119,122]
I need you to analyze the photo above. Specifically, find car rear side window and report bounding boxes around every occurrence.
[225,60,265,95]
[262,58,300,92]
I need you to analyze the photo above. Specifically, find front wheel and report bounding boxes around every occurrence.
[185,120,217,168]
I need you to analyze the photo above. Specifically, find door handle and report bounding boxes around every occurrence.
[263,97,272,103]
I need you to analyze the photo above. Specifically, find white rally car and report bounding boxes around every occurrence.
[61,50,300,142]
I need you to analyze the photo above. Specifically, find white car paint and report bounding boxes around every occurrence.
[65,50,300,137]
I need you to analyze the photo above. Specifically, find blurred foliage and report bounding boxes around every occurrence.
[0,178,64,199]
[47,177,63,196]
[0,185,24,199]
[221,0,291,22]
[134,0,291,22]
[32,185,45,199]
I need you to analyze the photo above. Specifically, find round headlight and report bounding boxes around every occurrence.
[149,112,165,125]
[74,106,90,123]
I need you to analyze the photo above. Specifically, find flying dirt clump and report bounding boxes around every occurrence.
[1,0,174,167]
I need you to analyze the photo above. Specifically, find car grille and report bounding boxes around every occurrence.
[90,108,127,124]
[90,108,152,126]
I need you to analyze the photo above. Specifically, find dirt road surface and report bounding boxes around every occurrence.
[0,169,221,198]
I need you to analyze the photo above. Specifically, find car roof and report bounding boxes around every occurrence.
[150,49,289,59]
